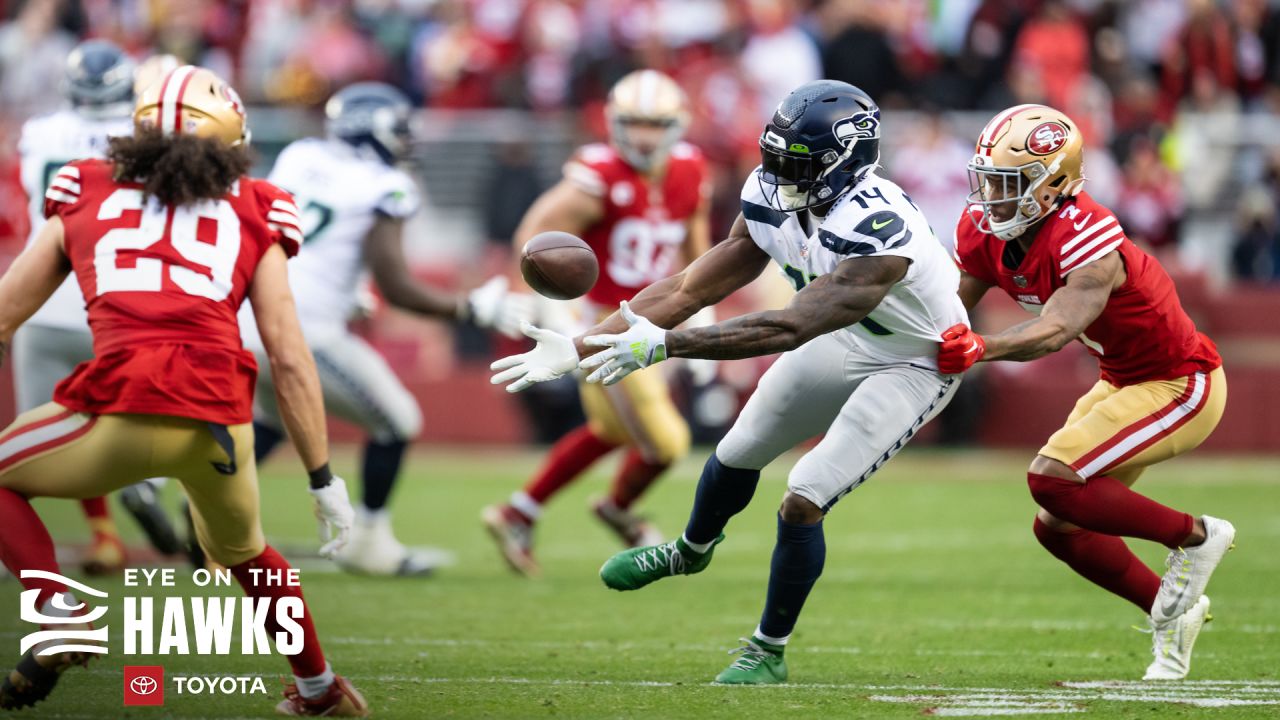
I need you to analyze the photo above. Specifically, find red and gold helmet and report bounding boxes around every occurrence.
[134,65,249,147]
[967,104,1085,241]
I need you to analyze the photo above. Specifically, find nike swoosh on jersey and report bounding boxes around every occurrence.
[872,218,893,230]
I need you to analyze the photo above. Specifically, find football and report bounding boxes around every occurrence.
[520,231,599,300]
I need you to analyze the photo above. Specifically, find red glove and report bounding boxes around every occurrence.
[937,323,985,374]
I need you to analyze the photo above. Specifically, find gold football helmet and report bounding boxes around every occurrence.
[605,69,689,172]
[134,65,249,147]
[967,104,1085,240]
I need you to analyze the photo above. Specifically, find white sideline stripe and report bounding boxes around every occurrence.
[49,177,80,194]
[45,189,78,205]
[1060,216,1116,254]
[1060,239,1123,277]
[0,414,89,465]
[1059,225,1123,270]
[1077,371,1207,478]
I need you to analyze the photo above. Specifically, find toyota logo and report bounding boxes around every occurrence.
[130,676,158,696]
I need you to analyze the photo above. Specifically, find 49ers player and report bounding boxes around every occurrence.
[0,67,367,716]
[483,70,712,576]
[941,104,1233,680]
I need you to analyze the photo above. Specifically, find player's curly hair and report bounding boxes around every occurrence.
[106,128,253,207]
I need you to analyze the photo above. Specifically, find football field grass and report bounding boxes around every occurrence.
[2,447,1278,718]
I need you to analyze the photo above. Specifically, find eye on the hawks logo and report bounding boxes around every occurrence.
[1026,121,1068,155]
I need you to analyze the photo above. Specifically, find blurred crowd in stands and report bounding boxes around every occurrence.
[1,0,1280,282]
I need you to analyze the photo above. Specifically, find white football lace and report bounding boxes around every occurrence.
[631,540,685,576]
[726,639,771,671]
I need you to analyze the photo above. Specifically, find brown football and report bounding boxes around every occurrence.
[520,231,599,300]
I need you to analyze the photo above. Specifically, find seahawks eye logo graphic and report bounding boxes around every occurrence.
[833,112,880,147]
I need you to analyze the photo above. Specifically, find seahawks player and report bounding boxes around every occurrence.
[491,80,967,683]
[243,83,533,576]
[14,41,180,571]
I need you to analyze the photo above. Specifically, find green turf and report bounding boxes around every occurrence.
[1,447,1277,718]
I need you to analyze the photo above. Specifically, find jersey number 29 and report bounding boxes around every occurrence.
[95,189,242,302]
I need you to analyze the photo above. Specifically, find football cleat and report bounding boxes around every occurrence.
[714,637,788,685]
[1144,595,1211,680]
[481,504,540,577]
[591,496,663,548]
[599,534,722,591]
[1,622,99,710]
[334,514,435,577]
[1150,516,1235,625]
[276,675,369,717]
[81,529,125,576]
[119,481,182,556]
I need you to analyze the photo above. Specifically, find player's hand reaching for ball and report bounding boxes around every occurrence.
[490,322,580,393]
[309,475,355,559]
[937,323,986,374]
[580,302,668,386]
[463,276,536,339]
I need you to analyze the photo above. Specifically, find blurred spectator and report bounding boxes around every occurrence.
[483,139,544,248]
[0,0,79,118]
[820,1,906,106]
[1171,70,1240,215]
[1115,135,1182,252]
[1011,0,1089,111]
[412,0,503,108]
[1158,0,1236,120]
[740,0,820,120]
[1232,185,1279,282]
[521,0,581,110]
[890,114,971,253]
[145,0,235,81]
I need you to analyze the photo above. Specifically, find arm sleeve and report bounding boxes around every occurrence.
[256,181,304,258]
[43,163,84,219]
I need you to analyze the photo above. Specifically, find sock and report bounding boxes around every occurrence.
[0,488,66,607]
[751,627,789,649]
[683,454,760,545]
[361,438,407,511]
[758,513,825,642]
[79,497,108,517]
[523,425,618,506]
[229,546,326,678]
[609,450,668,510]
[253,422,285,463]
[1028,473,1194,549]
[1033,517,1161,612]
[294,662,335,700]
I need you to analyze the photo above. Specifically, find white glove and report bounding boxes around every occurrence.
[309,476,354,559]
[490,321,580,393]
[463,276,536,339]
[579,301,668,386]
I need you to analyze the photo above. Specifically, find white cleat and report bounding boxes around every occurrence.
[1150,515,1235,625]
[1144,595,1211,680]
[333,513,436,577]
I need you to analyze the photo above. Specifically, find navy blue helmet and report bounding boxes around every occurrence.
[64,40,135,116]
[325,82,414,165]
[757,80,881,212]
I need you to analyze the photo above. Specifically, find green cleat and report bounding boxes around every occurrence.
[714,637,788,685]
[599,534,724,591]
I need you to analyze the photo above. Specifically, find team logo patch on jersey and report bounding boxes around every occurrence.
[1013,274,1028,288]
[1026,121,1068,155]
[610,182,634,207]
[833,112,880,148]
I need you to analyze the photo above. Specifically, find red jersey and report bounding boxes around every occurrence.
[562,142,708,309]
[43,159,302,425]
[954,191,1220,386]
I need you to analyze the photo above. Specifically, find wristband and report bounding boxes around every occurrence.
[308,463,334,490]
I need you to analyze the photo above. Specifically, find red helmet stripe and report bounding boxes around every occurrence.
[978,103,1044,153]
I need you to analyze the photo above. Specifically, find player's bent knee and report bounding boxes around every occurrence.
[1028,455,1081,482]
[779,492,824,524]
[1034,508,1078,533]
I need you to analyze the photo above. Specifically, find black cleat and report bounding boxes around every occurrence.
[119,482,181,556]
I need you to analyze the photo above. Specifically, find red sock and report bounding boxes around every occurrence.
[609,450,668,510]
[80,496,109,521]
[0,488,66,606]
[1028,473,1193,548]
[229,546,326,678]
[1033,517,1160,612]
[523,426,617,507]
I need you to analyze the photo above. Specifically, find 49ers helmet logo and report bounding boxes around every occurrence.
[1026,121,1068,155]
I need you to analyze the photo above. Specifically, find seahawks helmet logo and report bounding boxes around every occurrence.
[833,112,880,148]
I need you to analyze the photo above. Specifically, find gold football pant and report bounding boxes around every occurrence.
[1039,367,1227,482]
[0,403,264,566]
[578,365,690,464]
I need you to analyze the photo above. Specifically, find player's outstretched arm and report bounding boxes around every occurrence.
[250,245,353,556]
[981,251,1121,362]
[0,216,72,364]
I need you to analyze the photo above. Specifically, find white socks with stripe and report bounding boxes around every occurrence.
[295,662,335,700]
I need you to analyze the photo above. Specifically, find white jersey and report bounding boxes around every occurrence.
[740,168,967,369]
[19,109,132,330]
[241,138,420,340]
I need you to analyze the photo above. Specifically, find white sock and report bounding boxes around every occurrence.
[357,506,390,526]
[752,626,789,648]
[509,492,541,521]
[295,662,335,700]
[681,533,714,554]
